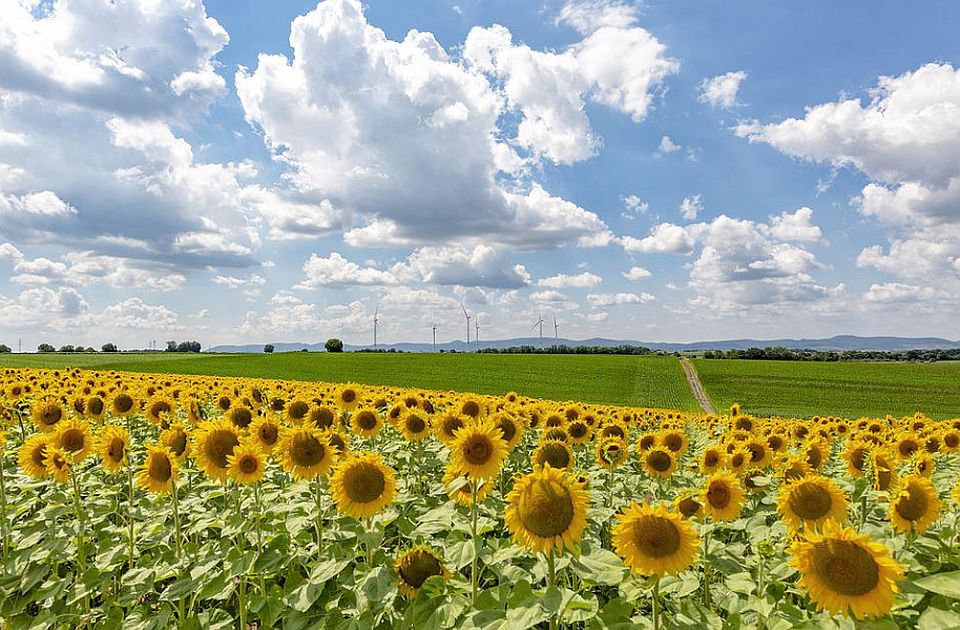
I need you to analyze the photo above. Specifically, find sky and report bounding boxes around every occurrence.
[0,0,959,350]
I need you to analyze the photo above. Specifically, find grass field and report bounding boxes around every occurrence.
[692,358,960,419]
[0,352,700,410]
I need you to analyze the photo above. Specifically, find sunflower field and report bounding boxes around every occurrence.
[1,368,960,629]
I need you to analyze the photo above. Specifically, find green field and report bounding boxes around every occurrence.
[692,358,960,419]
[0,352,699,410]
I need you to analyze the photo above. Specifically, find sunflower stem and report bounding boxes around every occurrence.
[70,467,90,621]
[127,463,136,570]
[0,447,8,569]
[702,525,711,608]
[171,478,186,624]
[470,479,479,603]
[652,577,661,630]
[254,483,266,594]
[547,546,557,630]
[859,493,868,529]
[314,477,324,556]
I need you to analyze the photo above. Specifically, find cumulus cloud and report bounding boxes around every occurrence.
[0,247,186,291]
[213,273,267,298]
[622,266,652,280]
[622,195,649,218]
[736,63,960,294]
[699,71,747,108]
[236,0,671,249]
[296,253,396,289]
[679,195,703,221]
[240,294,369,337]
[395,245,531,289]
[538,272,602,288]
[864,283,948,303]
[768,207,823,243]
[657,135,680,155]
[587,292,655,306]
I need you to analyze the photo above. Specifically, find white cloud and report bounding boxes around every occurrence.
[538,272,602,288]
[240,295,369,337]
[530,290,570,303]
[622,195,649,218]
[103,298,182,330]
[657,135,680,154]
[0,248,186,292]
[699,70,747,108]
[679,194,703,221]
[395,245,531,289]
[864,283,948,303]
[587,292,655,306]
[557,0,640,34]
[295,252,396,289]
[622,266,652,280]
[213,273,267,298]
[768,207,823,243]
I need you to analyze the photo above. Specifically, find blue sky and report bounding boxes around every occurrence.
[0,0,958,349]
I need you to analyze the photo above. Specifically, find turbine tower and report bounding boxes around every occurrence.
[432,323,438,352]
[460,301,471,347]
[474,317,480,346]
[553,315,559,342]
[373,303,381,348]
[532,313,544,344]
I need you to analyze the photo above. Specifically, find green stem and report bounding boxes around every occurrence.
[470,479,480,603]
[365,517,373,566]
[652,577,660,630]
[702,525,711,608]
[547,546,557,630]
[171,479,185,624]
[254,483,265,594]
[0,448,8,569]
[127,465,136,569]
[860,493,868,529]
[315,477,324,556]
[71,468,90,621]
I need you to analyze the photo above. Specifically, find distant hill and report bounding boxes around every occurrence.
[208,335,960,354]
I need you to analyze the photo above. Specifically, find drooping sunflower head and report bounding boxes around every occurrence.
[250,415,281,453]
[350,408,383,439]
[330,451,397,520]
[532,440,574,471]
[804,440,827,471]
[612,501,699,577]
[395,546,449,599]
[915,453,935,478]
[888,475,941,535]
[137,444,179,494]
[504,465,590,554]
[789,523,903,620]
[19,434,51,479]
[97,423,131,472]
[193,418,241,482]
[778,476,848,531]
[643,447,677,479]
[31,397,66,432]
[399,410,431,441]
[159,423,191,460]
[44,445,71,483]
[54,417,93,461]
[872,451,896,492]
[449,420,508,480]
[703,471,744,522]
[227,441,267,485]
[278,426,334,480]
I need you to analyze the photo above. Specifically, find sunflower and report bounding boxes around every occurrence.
[612,501,699,576]
[744,440,771,468]
[137,445,179,494]
[337,384,362,411]
[110,391,138,417]
[659,429,688,455]
[145,396,176,427]
[44,446,71,483]
[804,440,828,472]
[915,454,935,478]
[226,405,255,430]
[307,405,337,431]
[323,430,350,457]
[888,475,941,535]
[97,424,130,473]
[703,471,744,522]
[789,523,903,619]
[675,493,703,519]
[727,448,750,473]
[395,546,450,599]
[331,452,397,519]
[637,433,657,452]
[493,413,524,449]
[159,423,191,460]
[894,434,920,460]
[85,395,106,420]
[504,465,590,553]
[53,417,93,461]
[700,446,725,473]
[566,419,590,444]
[872,451,896,492]
[844,441,872,478]
[31,398,66,432]
[399,410,431,441]
[449,420,508,479]
[285,400,311,424]
[596,436,628,470]
[532,440,574,470]
[193,418,241,482]
[443,464,491,506]
[642,447,676,479]
[780,456,813,483]
[19,434,51,479]
[350,408,383,439]
[435,413,466,444]
[277,426,334,480]
[250,415,281,454]
[227,441,267,485]
[778,476,849,531]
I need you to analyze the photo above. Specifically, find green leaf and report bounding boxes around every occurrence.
[571,544,628,586]
[917,571,960,599]
[919,606,960,630]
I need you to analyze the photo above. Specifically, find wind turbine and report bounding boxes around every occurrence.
[532,313,544,344]
[460,301,471,347]
[432,323,438,352]
[553,315,559,342]
[474,317,481,346]
[373,303,381,348]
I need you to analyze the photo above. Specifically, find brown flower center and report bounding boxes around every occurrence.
[632,516,681,558]
[811,540,880,596]
[517,478,574,538]
[343,462,386,503]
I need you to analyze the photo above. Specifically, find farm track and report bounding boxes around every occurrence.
[680,357,716,414]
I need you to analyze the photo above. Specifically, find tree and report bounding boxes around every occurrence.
[38,343,55,353]
[176,341,201,353]
[59,345,76,353]
[166,340,178,352]
[325,339,343,353]
[264,344,274,353]
[102,343,118,353]
[0,344,10,353]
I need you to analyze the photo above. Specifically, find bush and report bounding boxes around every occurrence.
[0,344,10,353]
[101,343,118,353]
[325,338,344,353]
[37,343,55,353]
[264,344,274,353]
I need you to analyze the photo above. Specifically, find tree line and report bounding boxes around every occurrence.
[700,346,960,362]
[21,340,203,353]
[478,344,654,355]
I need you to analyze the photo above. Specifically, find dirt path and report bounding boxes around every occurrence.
[679,357,717,414]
